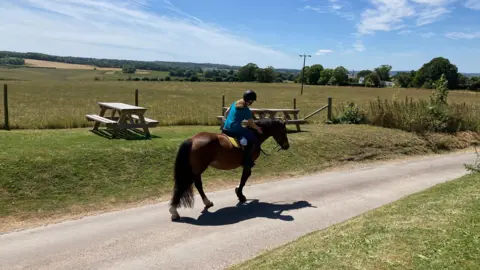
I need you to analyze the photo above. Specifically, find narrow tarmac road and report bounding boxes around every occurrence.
[0,151,476,270]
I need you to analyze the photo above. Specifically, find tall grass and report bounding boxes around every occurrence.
[333,75,480,134]
[366,97,480,133]
[1,68,479,130]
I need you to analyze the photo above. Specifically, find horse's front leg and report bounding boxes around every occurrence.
[235,167,251,203]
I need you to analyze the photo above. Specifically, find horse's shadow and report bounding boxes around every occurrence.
[177,199,316,226]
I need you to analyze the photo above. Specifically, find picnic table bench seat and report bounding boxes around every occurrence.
[85,114,118,125]
[86,102,159,139]
[130,114,159,125]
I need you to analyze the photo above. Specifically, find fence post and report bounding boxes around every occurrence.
[135,89,139,106]
[327,97,332,122]
[4,84,9,130]
[293,98,296,109]
[221,94,225,115]
[3,84,10,130]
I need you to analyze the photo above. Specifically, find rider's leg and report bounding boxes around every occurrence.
[241,129,257,168]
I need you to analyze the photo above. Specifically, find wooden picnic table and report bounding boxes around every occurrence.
[85,102,159,138]
[217,107,306,131]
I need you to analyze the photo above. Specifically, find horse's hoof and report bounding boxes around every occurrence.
[235,187,246,203]
[171,214,180,221]
[205,201,214,209]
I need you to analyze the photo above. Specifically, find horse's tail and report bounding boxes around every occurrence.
[170,139,195,209]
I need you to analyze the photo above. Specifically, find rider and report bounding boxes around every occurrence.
[222,89,263,168]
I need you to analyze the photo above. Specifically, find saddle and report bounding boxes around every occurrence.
[221,134,244,149]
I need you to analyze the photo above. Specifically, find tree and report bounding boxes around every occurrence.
[413,57,459,89]
[317,68,333,85]
[237,63,259,82]
[356,70,373,78]
[122,64,136,74]
[374,65,392,81]
[256,66,276,83]
[333,66,349,85]
[306,64,323,85]
[394,72,413,88]
[365,72,380,87]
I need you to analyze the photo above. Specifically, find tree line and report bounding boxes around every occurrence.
[1,50,478,91]
[0,51,239,71]
[119,56,480,91]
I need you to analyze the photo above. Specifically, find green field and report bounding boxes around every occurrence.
[230,171,480,270]
[1,67,479,129]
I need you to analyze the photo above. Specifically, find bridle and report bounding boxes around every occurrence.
[259,132,289,156]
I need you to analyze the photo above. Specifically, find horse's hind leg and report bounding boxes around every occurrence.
[194,175,214,209]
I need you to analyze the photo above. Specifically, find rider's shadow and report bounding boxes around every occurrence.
[177,199,316,226]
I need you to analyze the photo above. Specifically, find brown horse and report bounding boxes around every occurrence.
[168,118,290,221]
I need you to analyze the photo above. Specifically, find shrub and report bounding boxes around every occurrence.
[332,101,368,124]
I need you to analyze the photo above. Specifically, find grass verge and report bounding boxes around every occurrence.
[230,171,480,270]
[1,124,479,233]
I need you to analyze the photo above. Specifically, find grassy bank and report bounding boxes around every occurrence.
[230,171,480,270]
[1,124,478,232]
[1,67,479,129]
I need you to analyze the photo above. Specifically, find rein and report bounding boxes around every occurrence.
[259,144,282,156]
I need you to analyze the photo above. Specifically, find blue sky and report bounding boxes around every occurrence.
[1,0,480,72]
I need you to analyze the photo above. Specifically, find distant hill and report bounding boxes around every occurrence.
[0,51,241,72]
[0,50,477,77]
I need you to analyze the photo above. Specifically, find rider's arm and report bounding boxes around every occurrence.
[246,109,262,133]
[246,118,261,131]
[224,107,230,118]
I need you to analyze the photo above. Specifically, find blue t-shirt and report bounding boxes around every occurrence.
[223,102,253,131]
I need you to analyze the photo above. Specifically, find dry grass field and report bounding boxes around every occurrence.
[1,66,479,129]
[0,64,480,128]
[24,59,122,70]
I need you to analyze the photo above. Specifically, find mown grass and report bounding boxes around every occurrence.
[230,171,480,270]
[2,124,478,232]
[1,67,479,129]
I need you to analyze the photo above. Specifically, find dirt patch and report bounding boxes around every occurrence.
[24,59,122,71]
[135,70,151,74]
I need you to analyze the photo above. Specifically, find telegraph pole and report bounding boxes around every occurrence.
[299,54,311,95]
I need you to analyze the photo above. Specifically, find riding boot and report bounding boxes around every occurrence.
[243,143,255,168]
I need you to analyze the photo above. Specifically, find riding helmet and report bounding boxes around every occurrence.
[243,89,257,102]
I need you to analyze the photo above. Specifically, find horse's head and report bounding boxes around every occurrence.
[255,119,290,150]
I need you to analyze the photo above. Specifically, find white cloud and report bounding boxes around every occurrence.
[341,40,366,54]
[315,49,334,55]
[410,0,456,5]
[356,0,415,35]
[465,0,480,9]
[353,40,366,52]
[302,1,355,21]
[398,29,414,35]
[356,0,455,35]
[419,32,436,37]
[0,0,298,68]
[445,31,480,39]
[415,7,450,26]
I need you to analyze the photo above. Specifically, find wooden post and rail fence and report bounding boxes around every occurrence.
[219,94,333,132]
[1,84,333,132]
